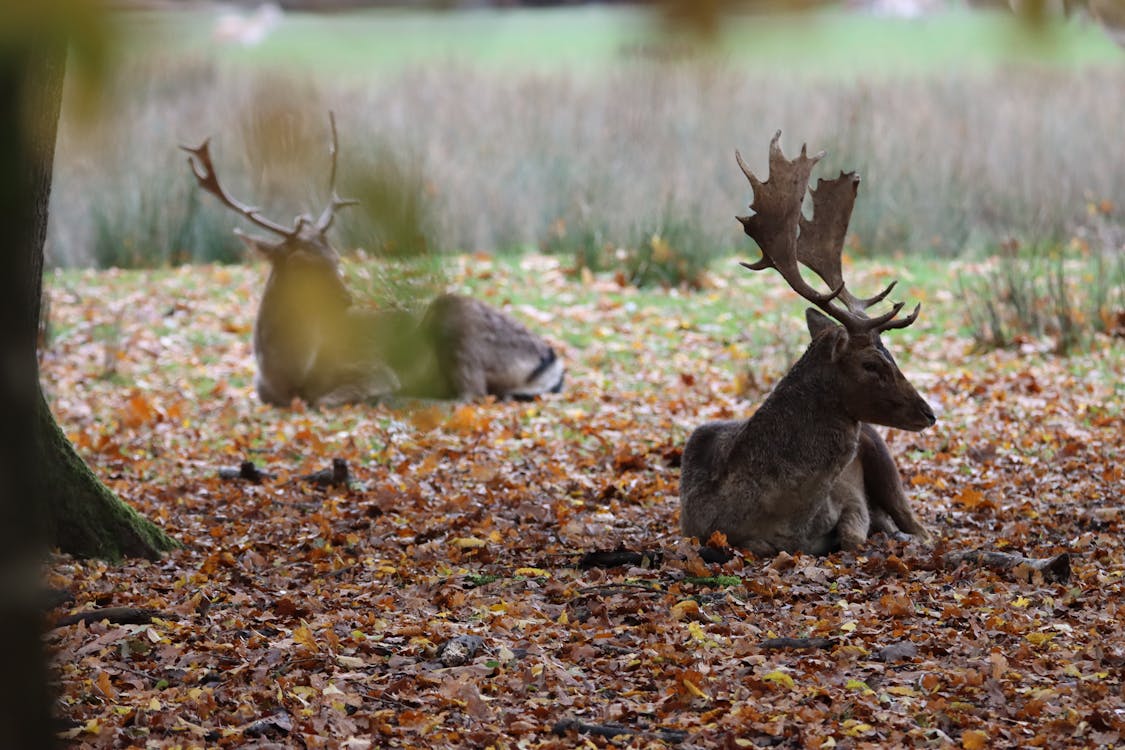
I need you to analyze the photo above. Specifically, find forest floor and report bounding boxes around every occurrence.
[43,256,1125,748]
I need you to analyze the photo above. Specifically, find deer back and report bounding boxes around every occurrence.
[404,294,564,400]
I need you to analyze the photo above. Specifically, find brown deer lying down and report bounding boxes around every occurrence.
[182,118,564,407]
[679,132,935,555]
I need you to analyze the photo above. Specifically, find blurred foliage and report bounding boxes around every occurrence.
[958,237,1125,354]
[1,0,115,121]
[543,211,722,290]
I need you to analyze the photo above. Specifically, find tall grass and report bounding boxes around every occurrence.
[958,234,1125,353]
[50,54,1125,273]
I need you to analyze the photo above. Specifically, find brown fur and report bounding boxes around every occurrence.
[679,319,934,554]
[678,133,935,554]
[242,232,564,407]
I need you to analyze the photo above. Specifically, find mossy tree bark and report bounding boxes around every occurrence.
[0,36,178,563]
[38,390,179,559]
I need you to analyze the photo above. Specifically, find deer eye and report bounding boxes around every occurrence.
[862,361,881,374]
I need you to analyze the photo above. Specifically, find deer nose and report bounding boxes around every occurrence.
[920,401,936,426]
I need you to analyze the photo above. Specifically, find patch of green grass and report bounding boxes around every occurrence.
[120,7,1122,77]
[464,573,500,589]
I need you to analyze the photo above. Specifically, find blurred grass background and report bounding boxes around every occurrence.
[48,4,1124,270]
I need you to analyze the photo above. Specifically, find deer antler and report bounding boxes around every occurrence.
[736,131,919,336]
[313,111,359,234]
[797,173,895,312]
[183,112,358,240]
[181,139,297,238]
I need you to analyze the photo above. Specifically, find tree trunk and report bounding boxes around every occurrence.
[0,34,64,750]
[0,40,177,563]
[38,390,179,559]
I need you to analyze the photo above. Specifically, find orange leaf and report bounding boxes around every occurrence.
[123,391,156,428]
[705,530,729,549]
[961,729,988,749]
[954,487,988,509]
[95,671,116,701]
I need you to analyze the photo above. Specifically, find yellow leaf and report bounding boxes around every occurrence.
[672,600,701,621]
[148,697,161,711]
[1026,632,1055,647]
[682,677,709,700]
[1011,596,1031,608]
[83,718,101,735]
[886,685,917,697]
[840,620,857,633]
[962,729,988,749]
[293,623,319,652]
[762,670,795,689]
[688,621,707,643]
[514,567,550,578]
[450,537,487,549]
[845,679,873,694]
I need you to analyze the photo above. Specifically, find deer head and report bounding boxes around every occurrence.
[181,112,357,288]
[736,131,935,433]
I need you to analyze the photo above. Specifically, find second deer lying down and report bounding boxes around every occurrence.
[679,132,935,555]
[182,118,564,407]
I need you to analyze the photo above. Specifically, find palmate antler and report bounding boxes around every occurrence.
[736,131,919,336]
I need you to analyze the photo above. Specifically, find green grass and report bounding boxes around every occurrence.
[118,6,1122,77]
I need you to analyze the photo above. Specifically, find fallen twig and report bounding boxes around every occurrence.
[578,549,664,569]
[552,717,688,744]
[944,549,1071,583]
[218,460,273,484]
[54,607,178,628]
[760,636,835,651]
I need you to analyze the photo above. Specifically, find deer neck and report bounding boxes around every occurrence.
[748,343,863,471]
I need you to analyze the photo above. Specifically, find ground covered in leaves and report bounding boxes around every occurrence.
[44,256,1125,749]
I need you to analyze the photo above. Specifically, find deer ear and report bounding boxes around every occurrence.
[805,307,838,340]
[234,229,282,260]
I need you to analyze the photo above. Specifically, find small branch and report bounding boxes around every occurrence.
[944,549,1071,583]
[552,718,688,745]
[53,607,178,628]
[218,460,273,484]
[760,637,835,651]
[295,458,351,489]
[577,583,662,596]
[578,549,664,569]
[697,546,735,564]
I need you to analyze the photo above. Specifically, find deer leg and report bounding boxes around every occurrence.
[869,506,912,542]
[832,460,871,551]
[255,374,291,407]
[859,424,929,539]
[310,362,400,408]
